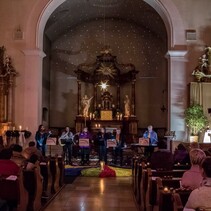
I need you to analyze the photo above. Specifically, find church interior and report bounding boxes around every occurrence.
[1,0,211,210]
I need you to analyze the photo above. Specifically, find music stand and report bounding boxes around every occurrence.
[46,137,57,156]
[107,139,117,148]
[79,139,89,147]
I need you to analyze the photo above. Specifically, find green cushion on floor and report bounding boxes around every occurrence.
[109,166,132,176]
[81,167,101,177]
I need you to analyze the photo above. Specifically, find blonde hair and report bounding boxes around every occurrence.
[189,148,206,165]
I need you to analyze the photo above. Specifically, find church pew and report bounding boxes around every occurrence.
[144,168,185,211]
[57,155,64,187]
[0,171,28,211]
[23,167,42,211]
[135,162,146,204]
[155,177,181,211]
[48,156,64,194]
[172,190,192,211]
[132,158,141,195]
[40,161,49,198]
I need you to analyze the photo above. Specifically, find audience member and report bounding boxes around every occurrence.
[184,157,211,210]
[181,148,206,190]
[0,148,20,177]
[10,144,26,167]
[22,141,43,161]
[25,154,39,171]
[149,138,174,170]
[0,136,4,152]
[173,143,190,165]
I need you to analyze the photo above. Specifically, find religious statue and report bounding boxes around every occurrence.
[192,46,211,81]
[124,95,130,117]
[82,95,93,117]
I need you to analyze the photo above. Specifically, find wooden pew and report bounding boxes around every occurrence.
[57,156,64,187]
[0,171,28,211]
[145,168,185,211]
[49,156,60,194]
[132,158,139,195]
[155,177,181,211]
[40,161,49,197]
[172,190,192,211]
[23,167,42,211]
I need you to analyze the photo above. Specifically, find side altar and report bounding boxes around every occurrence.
[74,48,139,142]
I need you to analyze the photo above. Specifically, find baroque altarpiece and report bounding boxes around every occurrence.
[74,49,139,141]
[0,46,17,135]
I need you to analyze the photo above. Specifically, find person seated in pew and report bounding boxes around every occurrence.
[0,148,20,177]
[181,148,206,190]
[184,157,211,210]
[25,154,39,171]
[149,138,174,170]
[22,141,43,161]
[10,144,26,167]
[173,143,190,165]
[0,136,4,152]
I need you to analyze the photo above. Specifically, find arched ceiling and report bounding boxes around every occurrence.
[44,0,167,42]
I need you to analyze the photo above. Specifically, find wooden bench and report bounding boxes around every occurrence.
[172,189,192,211]
[23,167,42,211]
[144,168,185,211]
[0,171,28,211]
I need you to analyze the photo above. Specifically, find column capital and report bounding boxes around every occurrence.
[22,49,46,58]
[166,50,187,58]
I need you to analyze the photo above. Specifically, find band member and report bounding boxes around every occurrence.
[111,128,125,166]
[95,127,108,164]
[78,127,92,165]
[59,126,75,165]
[35,124,51,157]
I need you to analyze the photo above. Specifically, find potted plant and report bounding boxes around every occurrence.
[184,104,208,142]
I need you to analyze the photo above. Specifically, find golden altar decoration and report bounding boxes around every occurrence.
[100,110,112,120]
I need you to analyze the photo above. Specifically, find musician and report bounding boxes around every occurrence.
[95,127,108,164]
[142,125,158,157]
[59,126,75,165]
[78,127,92,165]
[35,124,51,157]
[111,128,126,166]
[143,125,158,145]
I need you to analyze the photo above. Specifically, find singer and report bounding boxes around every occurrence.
[35,124,51,157]
[59,126,75,165]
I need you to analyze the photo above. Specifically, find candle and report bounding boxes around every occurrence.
[19,125,22,131]
[100,161,104,170]
[12,126,15,131]
[163,187,169,192]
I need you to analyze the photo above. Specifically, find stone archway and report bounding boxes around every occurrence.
[24,0,187,139]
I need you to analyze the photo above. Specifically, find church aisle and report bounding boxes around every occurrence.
[44,176,138,211]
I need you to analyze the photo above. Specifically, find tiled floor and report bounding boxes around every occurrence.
[44,176,138,211]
